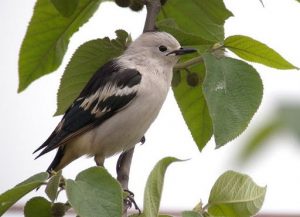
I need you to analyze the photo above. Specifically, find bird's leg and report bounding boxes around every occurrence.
[116,147,141,215]
[94,155,105,167]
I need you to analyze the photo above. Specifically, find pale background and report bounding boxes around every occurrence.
[1,0,300,215]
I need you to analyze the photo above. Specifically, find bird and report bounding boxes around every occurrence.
[34,31,196,173]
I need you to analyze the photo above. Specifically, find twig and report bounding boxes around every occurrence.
[174,56,204,70]
[117,148,135,190]
[117,148,135,217]
[174,43,226,70]
[143,0,162,32]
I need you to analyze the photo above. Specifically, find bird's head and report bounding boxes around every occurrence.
[125,31,197,66]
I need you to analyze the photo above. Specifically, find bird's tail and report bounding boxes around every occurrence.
[46,147,64,173]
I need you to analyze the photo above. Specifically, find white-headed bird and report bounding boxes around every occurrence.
[34,31,196,173]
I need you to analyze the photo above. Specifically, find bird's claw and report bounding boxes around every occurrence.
[123,189,141,214]
[124,189,135,197]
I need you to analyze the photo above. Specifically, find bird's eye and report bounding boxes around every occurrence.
[159,45,167,52]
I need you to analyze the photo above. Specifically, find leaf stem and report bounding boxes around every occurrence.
[174,56,204,70]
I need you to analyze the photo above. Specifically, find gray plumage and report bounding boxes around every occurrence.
[34,32,196,172]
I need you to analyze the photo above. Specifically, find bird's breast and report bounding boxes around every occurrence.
[69,63,173,160]
[87,67,171,158]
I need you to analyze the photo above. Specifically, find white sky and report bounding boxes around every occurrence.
[1,0,300,215]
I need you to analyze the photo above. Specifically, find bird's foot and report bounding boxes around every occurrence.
[123,189,141,214]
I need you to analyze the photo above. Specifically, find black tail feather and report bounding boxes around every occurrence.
[33,130,58,154]
[46,147,64,173]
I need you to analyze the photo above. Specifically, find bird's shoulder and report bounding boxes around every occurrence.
[79,59,142,97]
[62,59,143,132]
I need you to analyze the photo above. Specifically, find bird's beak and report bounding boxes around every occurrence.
[167,47,197,56]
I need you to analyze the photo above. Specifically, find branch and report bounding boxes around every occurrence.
[143,0,162,32]
[174,56,204,70]
[117,148,135,190]
[117,148,135,217]
[174,44,225,70]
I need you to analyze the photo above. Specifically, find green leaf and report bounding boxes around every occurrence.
[66,166,122,217]
[208,170,266,217]
[203,53,263,146]
[144,157,181,217]
[24,197,52,217]
[51,0,79,17]
[279,105,300,138]
[157,0,233,42]
[172,58,213,151]
[17,172,49,186]
[156,19,212,53]
[129,214,172,217]
[238,119,282,163]
[45,170,62,202]
[237,104,300,163]
[182,211,203,217]
[18,0,102,92]
[55,30,128,115]
[0,172,48,215]
[224,35,298,70]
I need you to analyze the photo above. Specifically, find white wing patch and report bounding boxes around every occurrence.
[79,82,139,114]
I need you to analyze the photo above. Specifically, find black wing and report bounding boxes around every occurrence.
[34,59,142,158]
